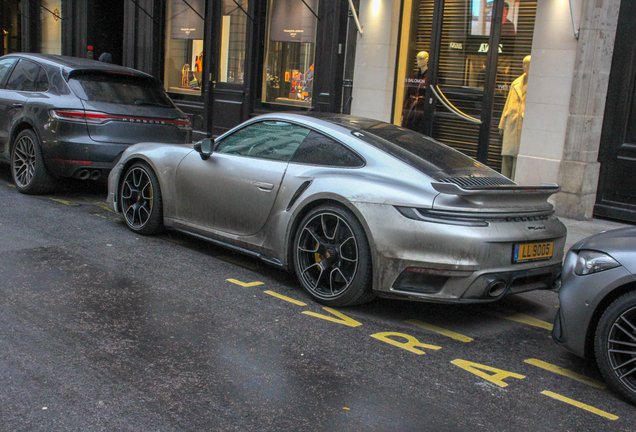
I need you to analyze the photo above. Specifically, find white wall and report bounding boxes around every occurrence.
[350,0,400,122]
[514,0,581,186]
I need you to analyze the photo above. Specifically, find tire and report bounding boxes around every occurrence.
[11,129,54,195]
[119,162,164,235]
[594,290,636,406]
[293,204,374,307]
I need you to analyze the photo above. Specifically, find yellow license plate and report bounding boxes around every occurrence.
[513,242,554,263]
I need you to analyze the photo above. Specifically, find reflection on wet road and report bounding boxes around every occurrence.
[0,167,633,431]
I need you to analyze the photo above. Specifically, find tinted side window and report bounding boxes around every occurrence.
[216,121,311,162]
[0,58,17,86]
[35,68,49,92]
[291,131,364,167]
[6,59,40,91]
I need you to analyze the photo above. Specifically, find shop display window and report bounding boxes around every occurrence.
[2,1,21,55]
[219,0,248,84]
[393,0,536,176]
[262,0,317,107]
[471,0,518,36]
[164,0,205,95]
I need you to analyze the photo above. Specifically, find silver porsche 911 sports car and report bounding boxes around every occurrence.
[107,113,566,307]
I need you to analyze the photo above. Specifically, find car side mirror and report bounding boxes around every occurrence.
[194,138,214,160]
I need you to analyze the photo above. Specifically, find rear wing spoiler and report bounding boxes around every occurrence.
[431,182,560,196]
[430,182,560,212]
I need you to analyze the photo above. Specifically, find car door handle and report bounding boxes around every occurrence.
[252,181,274,191]
[12,103,23,108]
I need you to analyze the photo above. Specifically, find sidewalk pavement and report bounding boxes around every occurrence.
[560,216,634,252]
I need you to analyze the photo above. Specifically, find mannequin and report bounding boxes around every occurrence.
[402,51,429,132]
[499,55,530,179]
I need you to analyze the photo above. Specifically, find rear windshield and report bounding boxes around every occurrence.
[357,122,500,180]
[67,71,174,107]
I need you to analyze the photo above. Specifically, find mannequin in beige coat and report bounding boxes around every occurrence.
[499,55,530,179]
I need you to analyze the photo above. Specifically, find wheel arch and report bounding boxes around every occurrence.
[284,198,376,274]
[9,121,41,157]
[584,281,636,359]
[117,156,163,194]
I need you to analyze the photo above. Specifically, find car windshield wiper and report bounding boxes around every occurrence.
[134,100,171,107]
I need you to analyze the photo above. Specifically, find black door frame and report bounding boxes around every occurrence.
[423,0,505,164]
[594,0,636,222]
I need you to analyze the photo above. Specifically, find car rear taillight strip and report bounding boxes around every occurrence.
[50,109,191,128]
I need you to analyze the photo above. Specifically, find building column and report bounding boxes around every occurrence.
[552,0,620,219]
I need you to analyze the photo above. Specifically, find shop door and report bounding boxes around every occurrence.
[204,0,254,137]
[594,0,636,222]
[395,0,537,173]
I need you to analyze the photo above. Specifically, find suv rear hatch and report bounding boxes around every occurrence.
[66,70,190,144]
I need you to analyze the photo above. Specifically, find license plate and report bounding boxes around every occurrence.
[513,241,554,263]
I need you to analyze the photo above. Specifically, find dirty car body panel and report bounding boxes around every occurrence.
[108,113,566,306]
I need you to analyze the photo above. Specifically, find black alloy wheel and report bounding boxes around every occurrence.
[595,291,636,406]
[294,204,374,307]
[120,162,163,235]
[11,129,54,194]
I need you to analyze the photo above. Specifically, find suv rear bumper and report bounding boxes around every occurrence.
[43,139,129,178]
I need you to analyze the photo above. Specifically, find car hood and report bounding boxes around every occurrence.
[574,226,636,275]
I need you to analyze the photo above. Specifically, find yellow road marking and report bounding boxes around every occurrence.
[452,359,525,387]
[406,319,473,342]
[218,255,259,270]
[541,391,618,420]
[227,279,264,287]
[483,308,553,331]
[303,307,362,327]
[84,198,113,213]
[264,290,307,306]
[525,359,606,389]
[371,332,441,355]
[49,198,80,206]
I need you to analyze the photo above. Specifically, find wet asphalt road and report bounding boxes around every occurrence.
[0,166,634,432]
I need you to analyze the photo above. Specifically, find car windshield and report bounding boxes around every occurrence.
[67,71,174,107]
[357,122,502,180]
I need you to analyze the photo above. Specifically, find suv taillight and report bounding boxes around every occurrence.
[50,109,191,129]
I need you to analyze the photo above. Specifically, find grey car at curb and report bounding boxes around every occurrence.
[0,54,191,194]
[107,113,566,307]
[553,226,636,406]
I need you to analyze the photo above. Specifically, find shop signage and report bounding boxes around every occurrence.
[270,0,318,43]
[449,42,464,50]
[477,43,504,54]
[170,0,204,40]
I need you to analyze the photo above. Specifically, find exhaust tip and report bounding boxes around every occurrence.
[487,280,507,298]
[77,169,90,180]
[90,170,102,180]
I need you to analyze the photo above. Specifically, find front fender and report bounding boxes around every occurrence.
[109,143,194,217]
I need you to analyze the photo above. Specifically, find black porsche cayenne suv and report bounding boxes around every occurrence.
[0,54,191,194]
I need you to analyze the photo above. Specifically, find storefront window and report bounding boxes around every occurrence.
[2,1,21,55]
[394,0,536,177]
[40,1,62,55]
[219,0,248,84]
[262,0,317,107]
[164,0,205,95]
[393,0,433,129]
